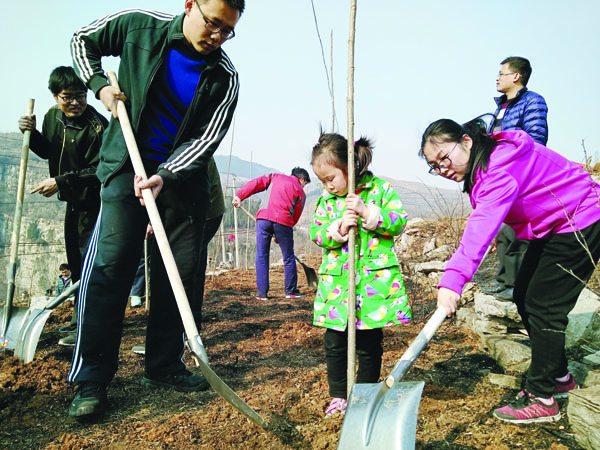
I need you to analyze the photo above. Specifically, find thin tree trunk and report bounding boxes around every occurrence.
[346,0,357,400]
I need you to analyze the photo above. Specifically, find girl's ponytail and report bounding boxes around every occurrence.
[354,137,374,178]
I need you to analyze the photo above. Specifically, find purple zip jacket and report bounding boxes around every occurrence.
[440,130,600,295]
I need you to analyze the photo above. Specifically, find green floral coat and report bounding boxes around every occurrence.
[310,173,411,331]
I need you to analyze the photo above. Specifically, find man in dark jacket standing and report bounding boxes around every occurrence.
[232,168,310,300]
[18,66,107,343]
[487,56,549,301]
[67,0,244,419]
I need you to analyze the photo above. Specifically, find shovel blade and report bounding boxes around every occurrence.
[187,335,268,430]
[338,381,425,450]
[14,308,52,363]
[1,306,30,350]
[294,256,318,290]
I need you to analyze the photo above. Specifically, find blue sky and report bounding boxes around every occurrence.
[2,1,599,188]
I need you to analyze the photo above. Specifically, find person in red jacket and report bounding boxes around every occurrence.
[233,167,310,299]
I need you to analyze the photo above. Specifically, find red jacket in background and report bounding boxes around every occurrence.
[236,173,306,227]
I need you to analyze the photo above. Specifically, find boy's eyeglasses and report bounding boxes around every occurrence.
[57,93,87,104]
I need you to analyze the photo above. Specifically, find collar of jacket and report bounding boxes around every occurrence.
[166,12,223,70]
[51,104,94,131]
[321,171,375,200]
[494,86,529,107]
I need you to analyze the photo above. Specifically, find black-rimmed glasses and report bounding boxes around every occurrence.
[57,93,87,104]
[194,0,235,40]
[428,142,459,175]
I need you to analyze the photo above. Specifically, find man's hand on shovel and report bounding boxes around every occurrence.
[99,85,127,119]
[134,174,163,207]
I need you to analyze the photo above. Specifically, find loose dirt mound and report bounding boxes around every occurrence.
[0,242,584,449]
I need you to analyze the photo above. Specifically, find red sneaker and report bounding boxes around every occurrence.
[493,391,560,424]
[553,372,577,399]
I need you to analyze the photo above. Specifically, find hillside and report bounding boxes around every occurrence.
[0,133,466,301]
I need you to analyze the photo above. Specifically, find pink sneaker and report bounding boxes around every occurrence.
[325,398,347,417]
[553,372,577,399]
[493,391,560,424]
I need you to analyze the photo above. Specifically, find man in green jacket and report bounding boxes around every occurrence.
[67,0,244,419]
[18,66,107,344]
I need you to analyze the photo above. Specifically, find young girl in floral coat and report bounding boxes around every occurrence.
[310,133,411,417]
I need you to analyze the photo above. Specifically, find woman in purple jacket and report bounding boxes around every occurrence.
[419,117,600,424]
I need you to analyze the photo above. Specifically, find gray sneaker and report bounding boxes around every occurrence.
[58,333,76,347]
[132,343,146,355]
[496,288,514,301]
[141,370,209,392]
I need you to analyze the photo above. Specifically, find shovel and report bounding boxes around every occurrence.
[107,72,267,430]
[14,280,80,363]
[338,307,447,449]
[1,99,35,350]
[338,245,492,449]
[236,204,318,290]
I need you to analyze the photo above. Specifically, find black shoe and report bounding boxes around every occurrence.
[59,324,77,333]
[141,370,210,393]
[69,381,107,418]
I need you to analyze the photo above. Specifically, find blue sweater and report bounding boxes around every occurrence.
[490,87,548,145]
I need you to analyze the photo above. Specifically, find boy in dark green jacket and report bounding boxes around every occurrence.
[18,66,107,342]
[67,0,244,419]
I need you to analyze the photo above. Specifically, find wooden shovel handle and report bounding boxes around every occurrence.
[106,71,205,361]
[237,204,256,221]
[2,99,35,337]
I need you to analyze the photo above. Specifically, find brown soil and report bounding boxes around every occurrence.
[0,249,584,449]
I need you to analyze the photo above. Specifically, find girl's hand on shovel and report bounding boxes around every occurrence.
[437,287,461,317]
[99,85,127,119]
[134,174,163,206]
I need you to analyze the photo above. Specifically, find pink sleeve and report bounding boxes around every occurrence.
[236,174,272,201]
[439,171,518,294]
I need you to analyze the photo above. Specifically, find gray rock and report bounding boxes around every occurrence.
[474,293,522,323]
[486,337,531,373]
[583,351,600,368]
[414,261,446,274]
[567,386,600,450]
[425,244,453,259]
[566,288,600,349]
[422,238,436,253]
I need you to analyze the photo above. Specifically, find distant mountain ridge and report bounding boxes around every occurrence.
[213,155,280,180]
[212,153,468,219]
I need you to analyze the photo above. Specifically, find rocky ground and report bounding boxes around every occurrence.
[0,221,586,449]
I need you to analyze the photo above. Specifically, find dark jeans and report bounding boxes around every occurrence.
[192,214,223,330]
[495,225,528,289]
[514,219,600,398]
[255,219,298,297]
[68,166,208,384]
[64,203,99,325]
[64,204,99,283]
[324,328,384,398]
